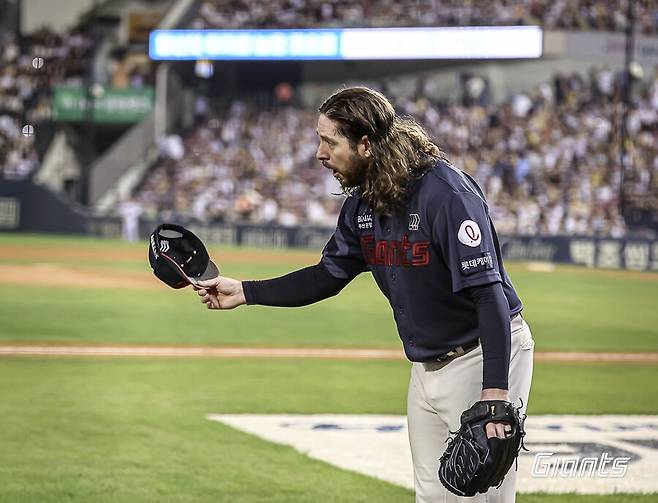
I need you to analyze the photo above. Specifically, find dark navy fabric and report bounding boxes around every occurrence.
[243,262,351,307]
[321,159,523,363]
[468,282,512,389]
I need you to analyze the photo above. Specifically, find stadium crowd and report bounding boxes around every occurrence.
[134,66,658,238]
[0,28,93,180]
[2,3,656,238]
[195,0,658,35]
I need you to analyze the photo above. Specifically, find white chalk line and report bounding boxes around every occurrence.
[0,345,657,363]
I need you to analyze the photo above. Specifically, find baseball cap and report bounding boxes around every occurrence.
[148,223,219,289]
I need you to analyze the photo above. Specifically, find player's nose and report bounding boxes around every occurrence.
[316,143,329,162]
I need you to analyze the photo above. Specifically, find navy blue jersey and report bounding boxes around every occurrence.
[321,159,523,362]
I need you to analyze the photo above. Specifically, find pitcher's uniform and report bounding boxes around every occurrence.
[244,159,534,502]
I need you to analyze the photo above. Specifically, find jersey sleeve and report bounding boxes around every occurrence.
[321,197,367,280]
[432,192,502,292]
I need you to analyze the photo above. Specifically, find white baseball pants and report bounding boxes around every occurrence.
[407,315,534,503]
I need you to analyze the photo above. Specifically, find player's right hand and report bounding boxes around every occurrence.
[195,276,246,310]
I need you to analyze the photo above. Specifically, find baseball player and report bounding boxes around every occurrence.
[196,87,534,502]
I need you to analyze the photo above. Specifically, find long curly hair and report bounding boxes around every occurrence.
[319,87,447,215]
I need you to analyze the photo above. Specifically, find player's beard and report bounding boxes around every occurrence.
[330,152,369,190]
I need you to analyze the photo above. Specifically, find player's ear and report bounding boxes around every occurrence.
[357,135,372,159]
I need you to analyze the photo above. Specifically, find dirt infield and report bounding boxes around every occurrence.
[0,247,321,289]
[0,344,656,363]
[0,245,320,265]
[0,263,161,289]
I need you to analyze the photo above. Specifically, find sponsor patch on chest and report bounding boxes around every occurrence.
[357,213,373,230]
[460,251,494,275]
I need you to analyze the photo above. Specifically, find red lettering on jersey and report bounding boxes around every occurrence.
[360,235,375,264]
[388,240,403,266]
[359,234,430,267]
[400,234,413,266]
[375,241,387,265]
[412,241,430,266]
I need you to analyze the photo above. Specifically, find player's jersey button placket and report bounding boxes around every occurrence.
[370,206,433,359]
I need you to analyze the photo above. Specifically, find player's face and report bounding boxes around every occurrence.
[315,114,369,188]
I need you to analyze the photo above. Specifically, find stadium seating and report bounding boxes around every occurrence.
[194,0,658,35]
[0,28,92,180]
[132,66,658,237]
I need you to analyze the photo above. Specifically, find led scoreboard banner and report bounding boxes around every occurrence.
[149,26,543,61]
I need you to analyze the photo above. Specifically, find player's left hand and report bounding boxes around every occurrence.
[480,388,511,439]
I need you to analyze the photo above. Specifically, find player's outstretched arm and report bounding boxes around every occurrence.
[196,277,246,310]
[195,262,353,311]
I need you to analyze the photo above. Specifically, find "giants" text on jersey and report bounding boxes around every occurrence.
[360,234,430,267]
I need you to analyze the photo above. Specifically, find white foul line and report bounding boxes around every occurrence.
[0,346,656,363]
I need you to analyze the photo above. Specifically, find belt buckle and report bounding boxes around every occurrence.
[437,346,464,362]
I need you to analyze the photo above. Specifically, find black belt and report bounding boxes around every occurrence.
[430,313,522,364]
[435,338,480,362]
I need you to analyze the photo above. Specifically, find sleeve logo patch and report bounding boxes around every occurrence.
[458,220,482,247]
[460,251,494,275]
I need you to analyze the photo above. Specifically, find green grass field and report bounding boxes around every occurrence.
[0,233,657,502]
[1,234,656,352]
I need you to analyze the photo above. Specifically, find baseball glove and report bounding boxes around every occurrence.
[438,400,526,497]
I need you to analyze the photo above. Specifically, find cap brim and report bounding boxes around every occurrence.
[197,260,219,284]
[160,255,220,288]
